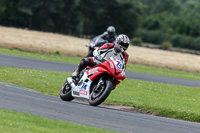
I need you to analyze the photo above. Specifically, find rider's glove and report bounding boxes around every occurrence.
[89,42,96,49]
[93,49,104,62]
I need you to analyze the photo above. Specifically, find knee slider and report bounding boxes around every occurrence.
[80,58,91,67]
[84,58,91,64]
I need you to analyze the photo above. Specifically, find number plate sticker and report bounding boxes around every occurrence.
[81,82,87,90]
[79,90,87,95]
[114,59,122,70]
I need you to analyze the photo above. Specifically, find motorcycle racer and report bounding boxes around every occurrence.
[72,34,129,78]
[86,26,118,57]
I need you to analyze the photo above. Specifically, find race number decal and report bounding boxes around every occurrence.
[81,82,87,90]
[79,90,87,95]
[116,61,122,70]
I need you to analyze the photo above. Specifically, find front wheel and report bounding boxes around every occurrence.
[60,81,74,101]
[89,80,113,106]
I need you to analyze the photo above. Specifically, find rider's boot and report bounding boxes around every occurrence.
[71,68,80,78]
[71,58,89,78]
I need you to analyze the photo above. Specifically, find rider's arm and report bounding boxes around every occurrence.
[123,52,129,65]
[93,43,114,61]
[93,49,100,58]
[96,40,108,47]
[122,52,129,71]
[94,32,108,45]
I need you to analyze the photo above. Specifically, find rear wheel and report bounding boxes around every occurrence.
[89,79,113,106]
[60,81,74,101]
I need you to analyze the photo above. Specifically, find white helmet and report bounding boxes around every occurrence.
[115,34,130,52]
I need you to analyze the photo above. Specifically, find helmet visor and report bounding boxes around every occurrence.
[120,42,129,50]
[108,32,114,36]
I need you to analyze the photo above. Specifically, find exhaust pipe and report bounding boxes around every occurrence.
[67,77,76,88]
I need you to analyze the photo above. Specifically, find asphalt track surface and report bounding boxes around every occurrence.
[1,54,200,88]
[0,54,200,132]
[0,83,200,133]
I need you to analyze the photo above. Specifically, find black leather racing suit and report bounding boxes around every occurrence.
[86,32,117,57]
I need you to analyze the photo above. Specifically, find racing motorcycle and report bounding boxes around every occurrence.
[60,57,126,106]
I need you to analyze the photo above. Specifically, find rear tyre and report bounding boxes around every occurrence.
[60,81,74,101]
[89,80,113,106]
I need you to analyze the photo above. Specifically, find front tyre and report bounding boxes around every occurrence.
[89,80,113,106]
[60,81,74,101]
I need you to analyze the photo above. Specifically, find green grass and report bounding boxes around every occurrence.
[0,67,200,122]
[0,47,200,81]
[108,79,200,122]
[126,64,200,81]
[0,47,82,64]
[0,108,116,133]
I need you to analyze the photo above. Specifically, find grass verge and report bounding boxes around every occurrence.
[0,67,200,122]
[0,108,116,133]
[0,47,200,81]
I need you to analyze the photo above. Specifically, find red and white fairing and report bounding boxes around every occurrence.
[71,57,126,99]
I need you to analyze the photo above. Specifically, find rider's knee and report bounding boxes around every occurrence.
[80,58,92,66]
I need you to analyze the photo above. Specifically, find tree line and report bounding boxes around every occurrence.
[136,0,200,50]
[0,0,199,50]
[0,0,141,37]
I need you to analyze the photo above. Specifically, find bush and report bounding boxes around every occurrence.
[130,37,143,46]
[161,41,173,50]
[171,34,182,47]
[54,51,60,55]
[136,29,200,51]
[194,37,200,50]
[136,29,171,44]
[171,34,196,49]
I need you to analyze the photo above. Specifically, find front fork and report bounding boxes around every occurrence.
[92,77,105,99]
[96,75,117,90]
[94,77,105,92]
